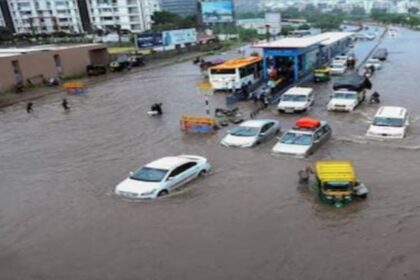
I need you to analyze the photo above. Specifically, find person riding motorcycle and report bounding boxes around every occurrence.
[369,91,380,104]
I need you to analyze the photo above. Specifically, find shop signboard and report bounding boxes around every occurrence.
[162,28,197,47]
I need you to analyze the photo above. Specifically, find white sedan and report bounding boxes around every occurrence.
[115,155,211,199]
[364,58,382,70]
[221,119,281,148]
[330,61,347,75]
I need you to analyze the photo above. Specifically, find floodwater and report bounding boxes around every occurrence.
[1,28,420,280]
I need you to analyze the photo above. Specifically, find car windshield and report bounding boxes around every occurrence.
[331,64,344,68]
[130,167,168,182]
[282,94,307,102]
[280,132,313,145]
[334,93,356,99]
[230,126,260,137]
[373,117,404,127]
[323,182,352,191]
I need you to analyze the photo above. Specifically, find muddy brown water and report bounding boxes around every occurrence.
[1,28,420,280]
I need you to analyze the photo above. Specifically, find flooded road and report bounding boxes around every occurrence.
[1,28,420,280]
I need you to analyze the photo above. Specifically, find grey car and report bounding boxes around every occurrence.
[221,119,281,148]
[272,121,332,157]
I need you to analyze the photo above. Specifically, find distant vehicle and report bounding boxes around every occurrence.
[333,55,348,63]
[115,155,211,199]
[372,48,388,61]
[366,106,409,139]
[330,60,347,75]
[208,56,262,91]
[109,55,130,72]
[355,33,375,40]
[277,87,314,113]
[221,119,280,148]
[288,30,311,37]
[86,64,107,76]
[364,58,382,70]
[327,74,371,112]
[272,118,332,158]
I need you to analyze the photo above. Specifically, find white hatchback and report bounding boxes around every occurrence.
[278,87,314,113]
[364,58,382,70]
[330,61,347,75]
[366,106,409,139]
[115,155,211,199]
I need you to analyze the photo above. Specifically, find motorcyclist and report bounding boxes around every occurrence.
[370,91,380,103]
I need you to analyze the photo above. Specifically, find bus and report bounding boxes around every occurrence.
[208,56,263,91]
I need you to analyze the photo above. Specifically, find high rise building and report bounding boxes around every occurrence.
[7,0,83,33]
[0,6,4,26]
[87,0,160,33]
[160,0,197,17]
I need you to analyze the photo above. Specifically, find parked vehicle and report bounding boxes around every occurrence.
[314,66,331,82]
[86,64,107,76]
[314,161,368,208]
[330,60,347,75]
[115,155,211,199]
[372,48,388,61]
[366,106,409,139]
[277,87,314,113]
[327,73,372,112]
[128,53,145,67]
[109,55,130,72]
[272,118,331,158]
[363,58,382,70]
[221,119,280,148]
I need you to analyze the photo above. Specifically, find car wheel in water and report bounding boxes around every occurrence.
[198,170,207,177]
[158,190,168,197]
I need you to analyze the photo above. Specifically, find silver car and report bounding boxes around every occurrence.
[272,121,332,157]
[221,119,281,148]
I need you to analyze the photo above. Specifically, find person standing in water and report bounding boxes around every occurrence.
[62,99,70,111]
[26,102,33,113]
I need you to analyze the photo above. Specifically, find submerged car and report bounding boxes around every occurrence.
[366,106,409,139]
[221,119,280,148]
[372,48,388,61]
[115,155,211,199]
[272,118,331,158]
[109,55,130,72]
[277,87,314,113]
[364,58,382,70]
[330,60,347,75]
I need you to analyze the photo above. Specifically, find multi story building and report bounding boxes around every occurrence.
[87,0,160,33]
[7,0,83,33]
[0,5,5,27]
[160,0,197,17]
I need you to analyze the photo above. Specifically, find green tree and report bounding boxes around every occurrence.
[280,25,295,36]
[0,27,13,43]
[351,6,366,17]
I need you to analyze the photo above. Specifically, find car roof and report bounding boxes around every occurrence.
[283,87,313,96]
[240,119,277,128]
[146,156,190,170]
[375,106,407,118]
[289,121,327,134]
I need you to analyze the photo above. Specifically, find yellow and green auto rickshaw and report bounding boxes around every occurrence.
[314,66,331,83]
[314,161,368,208]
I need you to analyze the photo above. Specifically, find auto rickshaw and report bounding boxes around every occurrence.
[314,66,331,83]
[314,161,368,208]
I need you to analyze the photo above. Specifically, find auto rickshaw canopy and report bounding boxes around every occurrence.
[314,66,331,74]
[315,161,356,184]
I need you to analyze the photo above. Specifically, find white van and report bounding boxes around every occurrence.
[278,87,314,113]
[366,106,409,139]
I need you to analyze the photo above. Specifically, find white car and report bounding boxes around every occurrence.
[115,155,211,199]
[221,119,281,148]
[272,118,332,158]
[366,106,409,139]
[333,55,348,63]
[277,87,314,113]
[364,58,382,70]
[327,90,365,112]
[330,61,347,75]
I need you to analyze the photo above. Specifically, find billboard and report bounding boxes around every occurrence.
[162,28,197,47]
[202,1,234,23]
[137,32,163,48]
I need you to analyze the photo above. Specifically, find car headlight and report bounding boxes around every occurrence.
[141,189,157,196]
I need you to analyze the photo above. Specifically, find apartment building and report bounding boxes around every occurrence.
[7,0,83,33]
[87,0,160,33]
[0,5,4,27]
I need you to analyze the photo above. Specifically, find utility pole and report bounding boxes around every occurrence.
[265,24,271,42]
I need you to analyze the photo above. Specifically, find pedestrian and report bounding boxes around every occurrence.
[298,166,313,184]
[62,98,70,111]
[26,102,33,113]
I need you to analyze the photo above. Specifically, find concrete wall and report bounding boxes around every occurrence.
[0,45,108,92]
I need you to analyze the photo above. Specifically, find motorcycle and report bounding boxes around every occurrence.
[369,95,381,104]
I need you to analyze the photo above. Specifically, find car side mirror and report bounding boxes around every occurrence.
[167,177,174,181]
[227,130,231,134]
[260,132,266,136]
[129,171,134,176]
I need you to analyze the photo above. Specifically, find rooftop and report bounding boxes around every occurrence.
[255,32,353,49]
[0,44,105,57]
